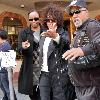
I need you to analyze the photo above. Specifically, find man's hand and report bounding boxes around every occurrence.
[22,40,30,49]
[62,47,84,61]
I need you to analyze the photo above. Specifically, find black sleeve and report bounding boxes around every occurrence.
[75,20,100,70]
[81,20,100,55]
[53,30,70,53]
[18,28,32,56]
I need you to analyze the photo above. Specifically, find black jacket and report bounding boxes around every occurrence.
[18,27,43,95]
[39,27,70,72]
[69,19,100,87]
[40,27,76,100]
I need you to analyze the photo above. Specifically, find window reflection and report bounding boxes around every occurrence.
[2,17,23,59]
[3,17,23,34]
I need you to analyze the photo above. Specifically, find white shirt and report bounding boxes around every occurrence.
[41,34,60,72]
[41,37,51,72]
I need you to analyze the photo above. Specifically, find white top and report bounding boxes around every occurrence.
[41,37,51,72]
[41,34,60,72]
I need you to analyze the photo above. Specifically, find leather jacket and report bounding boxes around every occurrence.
[68,19,100,87]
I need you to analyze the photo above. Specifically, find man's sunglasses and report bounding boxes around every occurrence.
[44,18,56,22]
[69,9,86,16]
[29,18,39,21]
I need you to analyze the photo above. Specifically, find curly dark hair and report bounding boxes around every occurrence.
[43,3,63,29]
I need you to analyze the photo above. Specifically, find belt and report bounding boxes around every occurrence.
[41,71,49,76]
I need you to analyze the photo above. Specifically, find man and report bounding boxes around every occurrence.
[63,0,100,100]
[18,10,42,100]
[0,29,17,100]
[39,3,76,100]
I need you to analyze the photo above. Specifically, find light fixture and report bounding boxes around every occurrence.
[20,4,25,8]
[10,17,14,20]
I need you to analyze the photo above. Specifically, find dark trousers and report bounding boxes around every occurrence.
[0,72,17,100]
[29,85,40,100]
[39,71,76,100]
[51,71,76,100]
[39,71,66,100]
[39,71,51,100]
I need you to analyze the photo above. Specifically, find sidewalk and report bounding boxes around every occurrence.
[0,80,30,100]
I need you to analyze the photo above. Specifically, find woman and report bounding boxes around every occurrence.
[39,3,76,100]
[18,10,42,100]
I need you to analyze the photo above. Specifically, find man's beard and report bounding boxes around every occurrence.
[73,18,82,28]
[31,23,39,28]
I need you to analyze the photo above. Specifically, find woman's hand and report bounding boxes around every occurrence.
[41,23,58,39]
[22,40,30,49]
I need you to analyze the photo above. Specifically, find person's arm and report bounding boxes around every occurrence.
[63,20,100,61]
[53,29,70,53]
[81,20,100,56]
[18,28,32,56]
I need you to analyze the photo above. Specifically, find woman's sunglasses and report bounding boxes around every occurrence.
[69,9,86,16]
[44,18,56,22]
[29,17,39,21]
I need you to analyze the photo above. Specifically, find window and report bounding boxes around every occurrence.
[2,17,23,59]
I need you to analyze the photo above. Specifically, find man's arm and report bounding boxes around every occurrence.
[63,20,100,60]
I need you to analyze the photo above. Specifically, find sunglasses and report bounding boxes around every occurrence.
[45,18,56,22]
[69,9,86,16]
[29,18,39,21]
